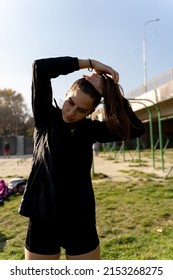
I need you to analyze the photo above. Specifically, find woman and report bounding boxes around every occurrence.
[19,56,145,260]
[3,142,10,156]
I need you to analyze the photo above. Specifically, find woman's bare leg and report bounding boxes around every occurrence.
[25,247,61,260]
[66,245,100,260]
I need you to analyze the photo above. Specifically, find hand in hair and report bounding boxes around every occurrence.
[83,73,104,96]
[90,59,119,83]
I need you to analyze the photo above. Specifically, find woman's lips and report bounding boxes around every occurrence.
[64,113,74,122]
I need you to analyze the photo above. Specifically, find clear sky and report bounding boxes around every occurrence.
[0,0,173,112]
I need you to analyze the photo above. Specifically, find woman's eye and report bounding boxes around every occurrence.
[78,109,87,114]
[68,100,73,105]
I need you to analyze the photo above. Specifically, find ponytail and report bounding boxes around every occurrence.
[102,75,131,139]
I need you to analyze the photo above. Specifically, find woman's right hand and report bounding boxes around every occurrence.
[91,59,119,84]
[78,58,119,84]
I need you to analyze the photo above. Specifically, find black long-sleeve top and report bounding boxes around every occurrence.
[19,57,145,222]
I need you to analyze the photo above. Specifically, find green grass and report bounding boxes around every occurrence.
[1,174,173,259]
[0,194,28,260]
[95,176,173,259]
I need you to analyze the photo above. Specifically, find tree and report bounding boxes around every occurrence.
[0,88,34,136]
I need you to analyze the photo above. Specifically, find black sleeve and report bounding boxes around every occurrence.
[31,56,79,128]
[91,108,145,143]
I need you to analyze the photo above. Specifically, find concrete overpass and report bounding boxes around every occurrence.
[126,68,173,148]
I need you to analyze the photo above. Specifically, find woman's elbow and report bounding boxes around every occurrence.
[129,124,145,140]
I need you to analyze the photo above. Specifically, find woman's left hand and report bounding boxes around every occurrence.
[83,73,105,96]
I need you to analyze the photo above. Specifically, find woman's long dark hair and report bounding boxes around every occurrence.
[68,78,101,107]
[102,74,131,139]
[69,76,132,139]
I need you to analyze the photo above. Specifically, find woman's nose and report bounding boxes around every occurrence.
[68,108,75,117]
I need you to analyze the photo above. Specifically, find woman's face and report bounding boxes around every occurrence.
[62,88,95,124]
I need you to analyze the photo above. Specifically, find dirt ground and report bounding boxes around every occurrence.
[0,151,173,184]
[0,156,32,183]
[93,154,173,181]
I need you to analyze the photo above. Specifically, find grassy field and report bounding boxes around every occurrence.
[96,172,173,260]
[1,169,173,260]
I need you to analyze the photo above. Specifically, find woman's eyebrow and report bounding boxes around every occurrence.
[69,97,89,112]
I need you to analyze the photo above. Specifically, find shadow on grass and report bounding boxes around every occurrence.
[92,172,109,180]
[0,232,7,252]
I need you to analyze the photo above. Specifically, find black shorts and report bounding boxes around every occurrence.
[25,218,99,256]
